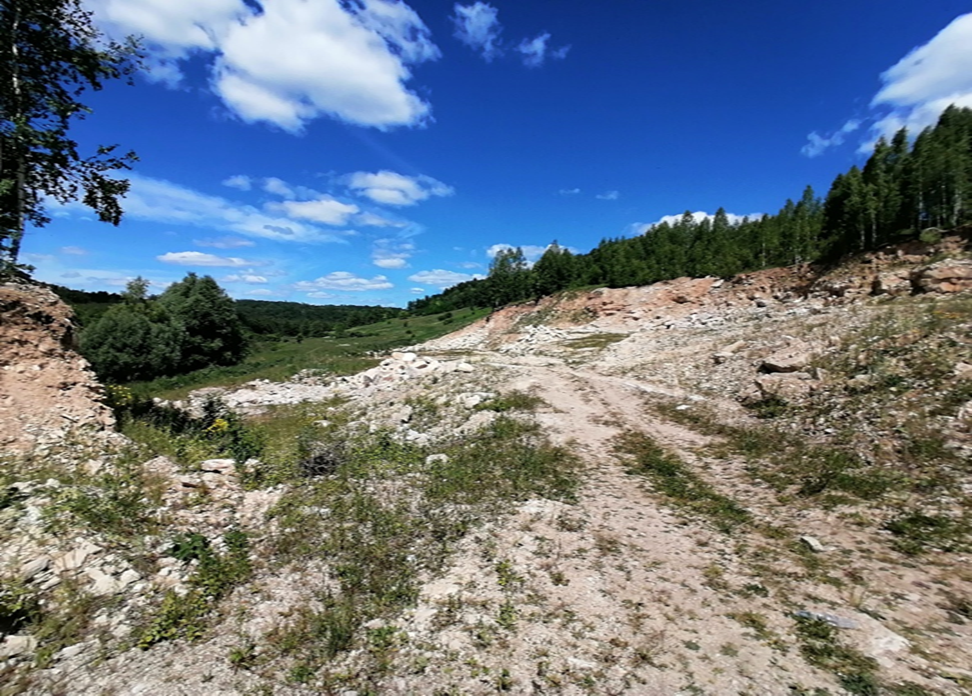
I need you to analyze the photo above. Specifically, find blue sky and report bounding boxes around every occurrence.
[23,0,972,306]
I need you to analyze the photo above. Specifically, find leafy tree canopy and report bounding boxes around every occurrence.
[0,0,141,274]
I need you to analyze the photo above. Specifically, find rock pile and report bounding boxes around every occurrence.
[186,351,478,415]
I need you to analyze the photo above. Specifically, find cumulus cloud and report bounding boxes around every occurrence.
[268,198,360,226]
[89,0,440,131]
[517,32,569,68]
[801,13,972,155]
[119,174,346,242]
[347,170,454,206]
[371,238,414,268]
[60,246,88,255]
[801,120,862,158]
[452,2,502,61]
[194,236,255,249]
[869,13,972,142]
[410,287,426,294]
[296,271,393,292]
[222,174,252,190]
[408,269,481,288]
[596,190,620,201]
[157,251,253,267]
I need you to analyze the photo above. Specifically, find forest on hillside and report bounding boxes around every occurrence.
[409,105,972,315]
[48,284,401,338]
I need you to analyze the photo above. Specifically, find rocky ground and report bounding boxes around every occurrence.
[2,234,972,694]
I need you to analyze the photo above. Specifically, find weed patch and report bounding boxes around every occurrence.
[262,415,579,688]
[138,529,252,648]
[614,431,750,532]
[884,512,970,555]
[793,615,879,695]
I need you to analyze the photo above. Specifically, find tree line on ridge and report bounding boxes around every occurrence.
[409,105,972,315]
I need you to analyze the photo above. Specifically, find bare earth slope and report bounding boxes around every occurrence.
[0,282,113,453]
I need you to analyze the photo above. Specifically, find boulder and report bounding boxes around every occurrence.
[912,259,972,293]
[871,269,912,296]
[759,341,813,373]
[751,372,817,401]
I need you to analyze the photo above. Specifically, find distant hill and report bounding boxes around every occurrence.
[45,283,403,338]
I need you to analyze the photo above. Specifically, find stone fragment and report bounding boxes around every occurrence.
[425,454,450,465]
[20,555,51,581]
[0,635,37,658]
[200,458,236,475]
[799,535,826,553]
[54,540,101,573]
[760,344,812,373]
[85,567,120,595]
[455,362,475,373]
[56,643,86,660]
[118,569,141,588]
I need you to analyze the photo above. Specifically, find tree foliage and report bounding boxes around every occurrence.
[158,273,248,371]
[79,281,183,383]
[409,105,972,315]
[80,274,249,383]
[0,0,141,273]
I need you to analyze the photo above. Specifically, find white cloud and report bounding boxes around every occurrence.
[89,0,439,131]
[60,246,88,255]
[801,119,861,158]
[296,271,393,291]
[635,211,764,233]
[223,273,268,284]
[374,258,407,269]
[410,287,426,294]
[356,211,407,228]
[457,261,482,269]
[222,174,253,190]
[871,12,972,140]
[558,188,581,196]
[347,170,454,206]
[596,190,620,201]
[802,13,972,155]
[486,243,554,263]
[194,236,255,248]
[119,174,344,242]
[371,238,414,268]
[262,177,295,199]
[157,251,253,267]
[408,269,481,288]
[452,2,502,62]
[268,197,360,226]
[246,288,276,297]
[517,32,569,68]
